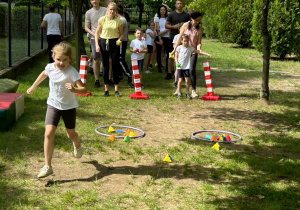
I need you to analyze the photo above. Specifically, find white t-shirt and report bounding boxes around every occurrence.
[85,7,107,39]
[154,17,169,38]
[173,34,180,44]
[43,13,62,35]
[146,29,155,46]
[130,39,147,60]
[176,45,195,70]
[45,63,81,110]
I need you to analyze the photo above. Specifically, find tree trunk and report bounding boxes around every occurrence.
[138,1,144,28]
[260,0,271,101]
[69,0,86,70]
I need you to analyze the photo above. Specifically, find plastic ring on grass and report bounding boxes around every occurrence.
[95,125,145,139]
[191,130,242,143]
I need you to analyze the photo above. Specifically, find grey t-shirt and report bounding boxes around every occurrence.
[120,16,128,41]
[85,7,106,39]
[166,11,190,40]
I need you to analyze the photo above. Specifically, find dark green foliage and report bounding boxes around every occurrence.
[218,1,253,47]
[252,0,300,58]
[0,5,8,37]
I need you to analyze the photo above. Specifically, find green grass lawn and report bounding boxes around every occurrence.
[0,35,299,209]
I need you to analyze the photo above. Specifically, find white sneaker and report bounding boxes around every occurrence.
[144,70,151,74]
[191,90,199,98]
[73,142,84,158]
[173,91,179,96]
[37,165,53,178]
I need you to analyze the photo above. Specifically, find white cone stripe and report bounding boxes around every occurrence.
[81,79,86,84]
[204,71,211,76]
[205,79,212,84]
[80,61,88,66]
[207,88,213,92]
[80,70,87,74]
[203,62,210,67]
[134,79,141,83]
[132,70,139,75]
[135,87,142,92]
[132,60,138,66]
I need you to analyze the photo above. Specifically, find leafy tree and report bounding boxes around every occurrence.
[252,0,300,58]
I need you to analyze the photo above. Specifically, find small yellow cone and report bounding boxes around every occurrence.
[124,129,131,136]
[129,131,136,137]
[108,126,115,133]
[212,143,220,151]
[107,134,115,141]
[219,136,224,141]
[163,154,173,162]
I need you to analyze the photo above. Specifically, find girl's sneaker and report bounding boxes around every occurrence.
[191,90,199,98]
[37,165,53,178]
[173,91,179,96]
[73,143,84,158]
[177,94,182,99]
[186,93,192,100]
[144,70,152,74]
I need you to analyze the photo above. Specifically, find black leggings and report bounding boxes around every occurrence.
[47,35,61,63]
[156,37,172,71]
[119,41,131,78]
[100,38,120,85]
[189,54,198,91]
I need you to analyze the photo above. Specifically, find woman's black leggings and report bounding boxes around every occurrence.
[47,35,61,63]
[100,38,120,85]
[189,54,198,91]
[156,37,172,71]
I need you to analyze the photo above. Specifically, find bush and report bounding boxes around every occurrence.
[218,0,253,47]
[252,0,300,58]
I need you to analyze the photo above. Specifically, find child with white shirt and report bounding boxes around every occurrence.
[175,34,211,99]
[130,28,147,88]
[144,21,156,74]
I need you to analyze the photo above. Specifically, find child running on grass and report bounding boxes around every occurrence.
[129,28,147,88]
[175,34,211,99]
[144,21,156,74]
[27,42,87,178]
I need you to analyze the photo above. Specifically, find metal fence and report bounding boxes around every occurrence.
[0,1,74,70]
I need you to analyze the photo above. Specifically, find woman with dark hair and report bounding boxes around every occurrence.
[154,5,170,73]
[41,3,63,63]
[172,12,203,98]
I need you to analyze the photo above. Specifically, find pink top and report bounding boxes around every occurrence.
[184,21,200,49]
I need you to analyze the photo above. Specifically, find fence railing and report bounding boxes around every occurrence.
[0,1,75,70]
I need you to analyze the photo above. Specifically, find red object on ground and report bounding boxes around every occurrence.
[202,61,219,100]
[130,59,148,99]
[75,55,92,97]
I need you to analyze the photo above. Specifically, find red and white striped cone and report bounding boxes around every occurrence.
[130,59,148,99]
[75,55,92,97]
[202,61,219,100]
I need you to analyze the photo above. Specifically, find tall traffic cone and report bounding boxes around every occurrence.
[130,59,148,99]
[202,61,219,100]
[75,55,92,97]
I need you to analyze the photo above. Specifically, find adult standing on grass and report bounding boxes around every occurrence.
[117,4,132,84]
[172,12,203,98]
[41,3,63,63]
[27,42,86,178]
[85,0,107,88]
[154,5,170,73]
[117,0,130,29]
[165,0,190,80]
[95,2,124,97]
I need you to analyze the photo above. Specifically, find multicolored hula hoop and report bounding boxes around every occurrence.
[95,125,145,139]
[192,130,242,143]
